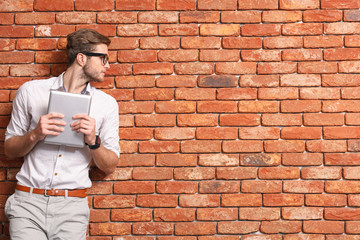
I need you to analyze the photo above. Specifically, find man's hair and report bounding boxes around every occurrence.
[66,28,111,66]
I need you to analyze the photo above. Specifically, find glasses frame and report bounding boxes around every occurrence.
[80,52,109,65]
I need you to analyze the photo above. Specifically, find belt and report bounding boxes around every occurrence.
[16,184,88,198]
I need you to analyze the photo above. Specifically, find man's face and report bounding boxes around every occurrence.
[82,44,110,83]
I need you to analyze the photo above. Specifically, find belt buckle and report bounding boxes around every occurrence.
[44,189,48,197]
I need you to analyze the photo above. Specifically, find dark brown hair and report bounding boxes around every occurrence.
[66,28,111,66]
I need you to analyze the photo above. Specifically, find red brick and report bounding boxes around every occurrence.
[141,37,180,49]
[348,139,360,151]
[322,0,360,9]
[0,26,34,38]
[133,222,174,235]
[157,75,197,87]
[239,127,279,140]
[242,24,281,36]
[220,114,260,126]
[261,221,302,234]
[156,101,196,113]
[109,37,139,50]
[156,154,197,167]
[156,181,198,194]
[198,0,237,10]
[90,209,110,223]
[304,36,343,48]
[15,12,54,25]
[238,0,278,9]
[101,89,132,101]
[326,180,360,193]
[177,114,218,127]
[0,39,15,51]
[283,181,324,193]
[342,87,360,99]
[175,223,216,236]
[304,113,344,126]
[263,10,302,22]
[304,10,343,22]
[258,63,297,74]
[223,37,262,49]
[97,12,137,24]
[16,39,56,50]
[200,50,239,62]
[324,127,360,139]
[262,114,302,126]
[154,208,195,222]
[323,100,360,112]
[159,50,198,62]
[93,195,135,208]
[345,35,360,47]
[176,88,215,100]
[325,22,360,34]
[179,194,220,207]
[139,11,178,23]
[241,50,281,62]
[0,0,33,12]
[259,167,300,180]
[35,51,67,64]
[344,167,360,179]
[325,208,360,220]
[160,24,199,36]
[325,153,360,166]
[217,88,257,100]
[10,64,50,77]
[198,75,238,87]
[118,128,152,140]
[175,62,214,75]
[116,75,155,88]
[263,194,304,206]
[222,194,262,206]
[281,100,321,113]
[180,11,220,23]
[89,223,131,236]
[35,25,75,37]
[222,11,261,23]
[198,154,239,166]
[241,180,282,193]
[75,0,114,10]
[349,195,360,206]
[346,221,360,234]
[200,24,240,36]
[34,0,73,11]
[155,127,195,140]
[264,140,305,152]
[306,140,347,153]
[218,222,260,234]
[196,127,237,139]
[217,167,257,180]
[325,48,360,61]
[118,154,155,167]
[197,101,237,113]
[157,0,196,10]
[216,62,256,74]
[111,209,152,222]
[117,24,157,37]
[113,181,154,193]
[0,13,14,25]
[241,75,279,87]
[339,61,360,73]
[137,195,178,207]
[344,10,360,21]
[182,37,221,49]
[304,221,344,234]
[223,140,263,153]
[200,181,240,194]
[0,67,9,77]
[283,49,322,61]
[56,12,96,24]
[116,0,155,10]
[134,63,173,75]
[283,23,323,35]
[306,194,346,207]
[281,127,322,139]
[299,61,338,74]
[240,207,280,220]
[197,208,238,221]
[135,88,173,100]
[181,140,221,153]
[241,154,281,166]
[239,101,279,113]
[139,141,179,153]
[135,114,176,127]
[119,141,138,153]
[280,0,319,9]
[263,36,303,48]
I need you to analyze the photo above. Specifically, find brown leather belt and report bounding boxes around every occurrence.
[16,184,88,198]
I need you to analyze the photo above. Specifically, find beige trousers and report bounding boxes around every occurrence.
[5,189,89,240]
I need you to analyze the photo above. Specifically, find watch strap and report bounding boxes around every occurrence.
[86,135,100,149]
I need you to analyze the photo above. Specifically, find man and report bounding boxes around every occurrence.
[4,29,120,239]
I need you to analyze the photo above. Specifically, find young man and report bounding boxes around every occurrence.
[4,29,120,239]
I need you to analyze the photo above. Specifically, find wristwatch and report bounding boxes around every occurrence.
[86,135,100,150]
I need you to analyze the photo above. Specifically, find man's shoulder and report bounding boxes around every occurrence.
[20,77,57,91]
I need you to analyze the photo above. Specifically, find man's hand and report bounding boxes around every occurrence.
[71,114,96,145]
[31,113,66,142]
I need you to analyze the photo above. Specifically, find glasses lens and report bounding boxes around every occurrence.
[102,55,109,65]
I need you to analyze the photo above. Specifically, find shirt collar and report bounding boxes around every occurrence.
[51,72,94,95]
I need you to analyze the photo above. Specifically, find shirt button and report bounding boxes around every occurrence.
[54,173,58,176]
[59,154,62,157]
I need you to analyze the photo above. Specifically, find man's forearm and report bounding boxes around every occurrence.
[4,131,39,159]
[91,146,118,175]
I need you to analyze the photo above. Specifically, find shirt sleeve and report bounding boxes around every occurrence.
[98,96,120,158]
[5,84,31,141]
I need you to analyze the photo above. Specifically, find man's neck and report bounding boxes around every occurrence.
[63,67,88,94]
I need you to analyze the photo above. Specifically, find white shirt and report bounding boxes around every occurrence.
[5,73,120,189]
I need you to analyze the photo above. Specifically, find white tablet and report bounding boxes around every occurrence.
[44,90,92,148]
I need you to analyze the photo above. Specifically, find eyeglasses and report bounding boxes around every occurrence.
[80,52,109,65]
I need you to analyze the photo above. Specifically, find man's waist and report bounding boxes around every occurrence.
[16,184,88,198]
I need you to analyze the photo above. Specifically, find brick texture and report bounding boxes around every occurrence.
[1,0,360,239]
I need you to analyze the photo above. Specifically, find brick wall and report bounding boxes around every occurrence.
[1,0,360,239]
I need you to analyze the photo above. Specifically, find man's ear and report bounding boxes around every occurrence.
[76,53,87,67]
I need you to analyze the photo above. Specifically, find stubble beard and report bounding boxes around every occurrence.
[82,63,104,83]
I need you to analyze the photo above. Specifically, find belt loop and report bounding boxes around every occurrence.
[65,190,68,198]
[29,187,33,196]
